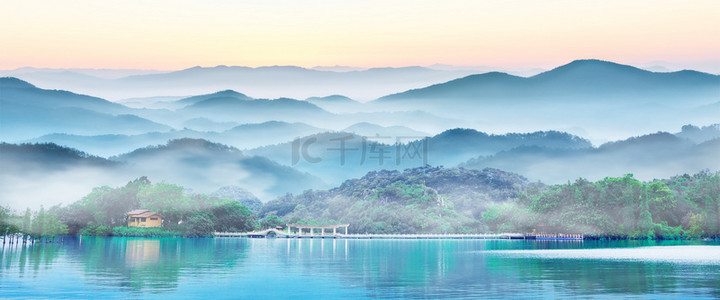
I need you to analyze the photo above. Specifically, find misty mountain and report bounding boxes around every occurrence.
[148,89,460,137]
[377,59,719,104]
[26,121,328,157]
[181,118,240,132]
[461,132,720,184]
[120,89,335,129]
[118,95,187,109]
[218,121,326,149]
[211,186,263,213]
[340,110,468,135]
[25,130,207,157]
[1,102,172,142]
[0,142,116,171]
[0,142,129,209]
[113,138,326,198]
[0,77,127,113]
[175,89,253,108]
[245,129,592,184]
[418,129,592,167]
[178,96,333,124]
[0,77,172,141]
[306,94,357,104]
[676,124,720,144]
[305,95,365,113]
[2,65,480,101]
[0,67,165,79]
[372,60,720,142]
[246,131,409,184]
[342,122,429,138]
[0,139,326,209]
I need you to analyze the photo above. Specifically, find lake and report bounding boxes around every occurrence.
[1,237,719,299]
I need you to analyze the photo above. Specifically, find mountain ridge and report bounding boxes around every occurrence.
[376,59,720,103]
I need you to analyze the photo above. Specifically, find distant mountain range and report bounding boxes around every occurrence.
[372,60,719,142]
[0,67,166,79]
[377,59,719,104]
[305,95,364,113]
[26,121,430,157]
[178,95,332,124]
[461,131,720,183]
[0,77,171,141]
[6,59,716,143]
[0,65,481,101]
[2,59,718,209]
[0,77,127,113]
[244,129,593,184]
[6,61,703,102]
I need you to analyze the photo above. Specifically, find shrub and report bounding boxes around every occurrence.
[80,224,112,236]
[111,226,182,237]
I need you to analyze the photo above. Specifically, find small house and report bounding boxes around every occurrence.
[126,209,163,228]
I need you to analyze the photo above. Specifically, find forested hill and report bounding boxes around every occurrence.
[257,166,720,239]
[259,166,533,234]
[0,142,117,170]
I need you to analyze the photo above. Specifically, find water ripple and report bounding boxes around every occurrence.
[484,245,720,265]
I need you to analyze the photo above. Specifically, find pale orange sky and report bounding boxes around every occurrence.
[1,0,719,70]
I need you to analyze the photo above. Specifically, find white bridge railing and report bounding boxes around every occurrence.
[214,232,527,239]
[339,233,523,239]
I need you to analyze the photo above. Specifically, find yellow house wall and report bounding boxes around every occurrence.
[128,215,163,228]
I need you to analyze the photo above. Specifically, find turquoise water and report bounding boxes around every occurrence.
[1,237,719,299]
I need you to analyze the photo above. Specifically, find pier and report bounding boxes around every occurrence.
[529,233,584,241]
[214,223,584,240]
[214,231,532,240]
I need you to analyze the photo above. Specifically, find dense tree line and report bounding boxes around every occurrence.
[3,167,718,239]
[483,171,720,239]
[1,204,68,240]
[38,177,256,237]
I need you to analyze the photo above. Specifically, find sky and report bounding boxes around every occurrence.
[1,0,719,71]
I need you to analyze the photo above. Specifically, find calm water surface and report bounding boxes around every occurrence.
[1,237,719,299]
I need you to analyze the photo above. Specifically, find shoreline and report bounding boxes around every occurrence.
[4,233,718,242]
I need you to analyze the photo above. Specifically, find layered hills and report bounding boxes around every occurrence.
[1,59,718,210]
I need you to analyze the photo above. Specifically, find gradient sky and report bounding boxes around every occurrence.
[1,0,719,70]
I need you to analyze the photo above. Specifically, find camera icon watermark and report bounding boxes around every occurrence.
[291,134,429,166]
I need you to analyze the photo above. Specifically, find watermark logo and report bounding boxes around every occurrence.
[291,134,429,166]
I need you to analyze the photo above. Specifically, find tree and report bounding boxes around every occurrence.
[182,212,214,236]
[211,202,257,232]
[138,182,190,226]
[32,205,46,236]
[52,177,152,234]
[22,208,31,233]
[1,205,21,235]
[259,215,285,229]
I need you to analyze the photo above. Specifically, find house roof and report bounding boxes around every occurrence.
[126,209,163,218]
